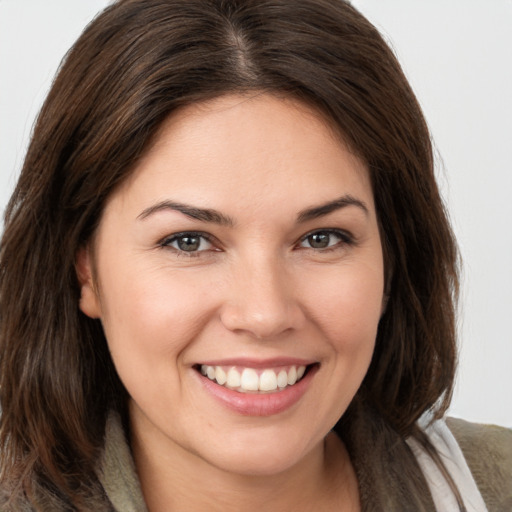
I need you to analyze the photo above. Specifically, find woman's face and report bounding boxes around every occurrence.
[78,94,385,476]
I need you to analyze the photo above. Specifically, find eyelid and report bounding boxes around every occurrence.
[160,230,210,243]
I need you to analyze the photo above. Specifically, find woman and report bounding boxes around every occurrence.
[0,0,510,510]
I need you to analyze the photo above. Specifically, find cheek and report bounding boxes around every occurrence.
[303,263,384,349]
[98,265,217,360]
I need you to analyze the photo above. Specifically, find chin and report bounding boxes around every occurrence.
[214,451,306,478]
[200,428,321,478]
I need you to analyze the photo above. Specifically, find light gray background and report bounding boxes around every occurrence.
[1,1,511,426]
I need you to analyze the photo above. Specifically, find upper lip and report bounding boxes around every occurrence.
[195,357,316,368]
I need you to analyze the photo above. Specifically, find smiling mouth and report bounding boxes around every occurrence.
[196,364,314,393]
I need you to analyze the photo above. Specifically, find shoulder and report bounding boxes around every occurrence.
[446,417,512,511]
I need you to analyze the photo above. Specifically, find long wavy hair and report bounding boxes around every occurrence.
[0,0,459,509]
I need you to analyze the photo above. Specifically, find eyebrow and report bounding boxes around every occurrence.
[138,194,368,226]
[297,195,369,223]
[137,200,235,226]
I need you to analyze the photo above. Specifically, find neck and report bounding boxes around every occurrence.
[131,417,359,512]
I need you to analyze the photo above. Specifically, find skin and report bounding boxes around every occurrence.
[78,94,385,511]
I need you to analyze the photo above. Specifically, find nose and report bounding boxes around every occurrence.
[219,256,305,339]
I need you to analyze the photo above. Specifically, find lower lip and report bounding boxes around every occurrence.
[196,365,318,417]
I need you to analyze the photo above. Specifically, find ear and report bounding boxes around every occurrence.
[76,245,102,319]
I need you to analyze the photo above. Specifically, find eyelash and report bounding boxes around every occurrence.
[298,228,355,252]
[158,228,355,257]
[159,231,216,258]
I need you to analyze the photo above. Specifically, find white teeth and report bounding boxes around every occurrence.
[226,367,241,388]
[199,364,309,392]
[277,370,288,388]
[287,366,297,385]
[240,368,259,391]
[215,366,227,385]
[259,369,278,391]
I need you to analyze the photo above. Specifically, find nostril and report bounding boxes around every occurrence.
[219,304,305,340]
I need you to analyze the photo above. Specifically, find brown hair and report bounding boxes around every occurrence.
[0,0,459,509]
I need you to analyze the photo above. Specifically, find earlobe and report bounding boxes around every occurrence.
[75,246,102,319]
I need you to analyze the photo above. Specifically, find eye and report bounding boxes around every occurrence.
[298,229,351,250]
[160,232,214,254]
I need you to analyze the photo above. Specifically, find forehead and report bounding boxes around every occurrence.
[108,93,374,219]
